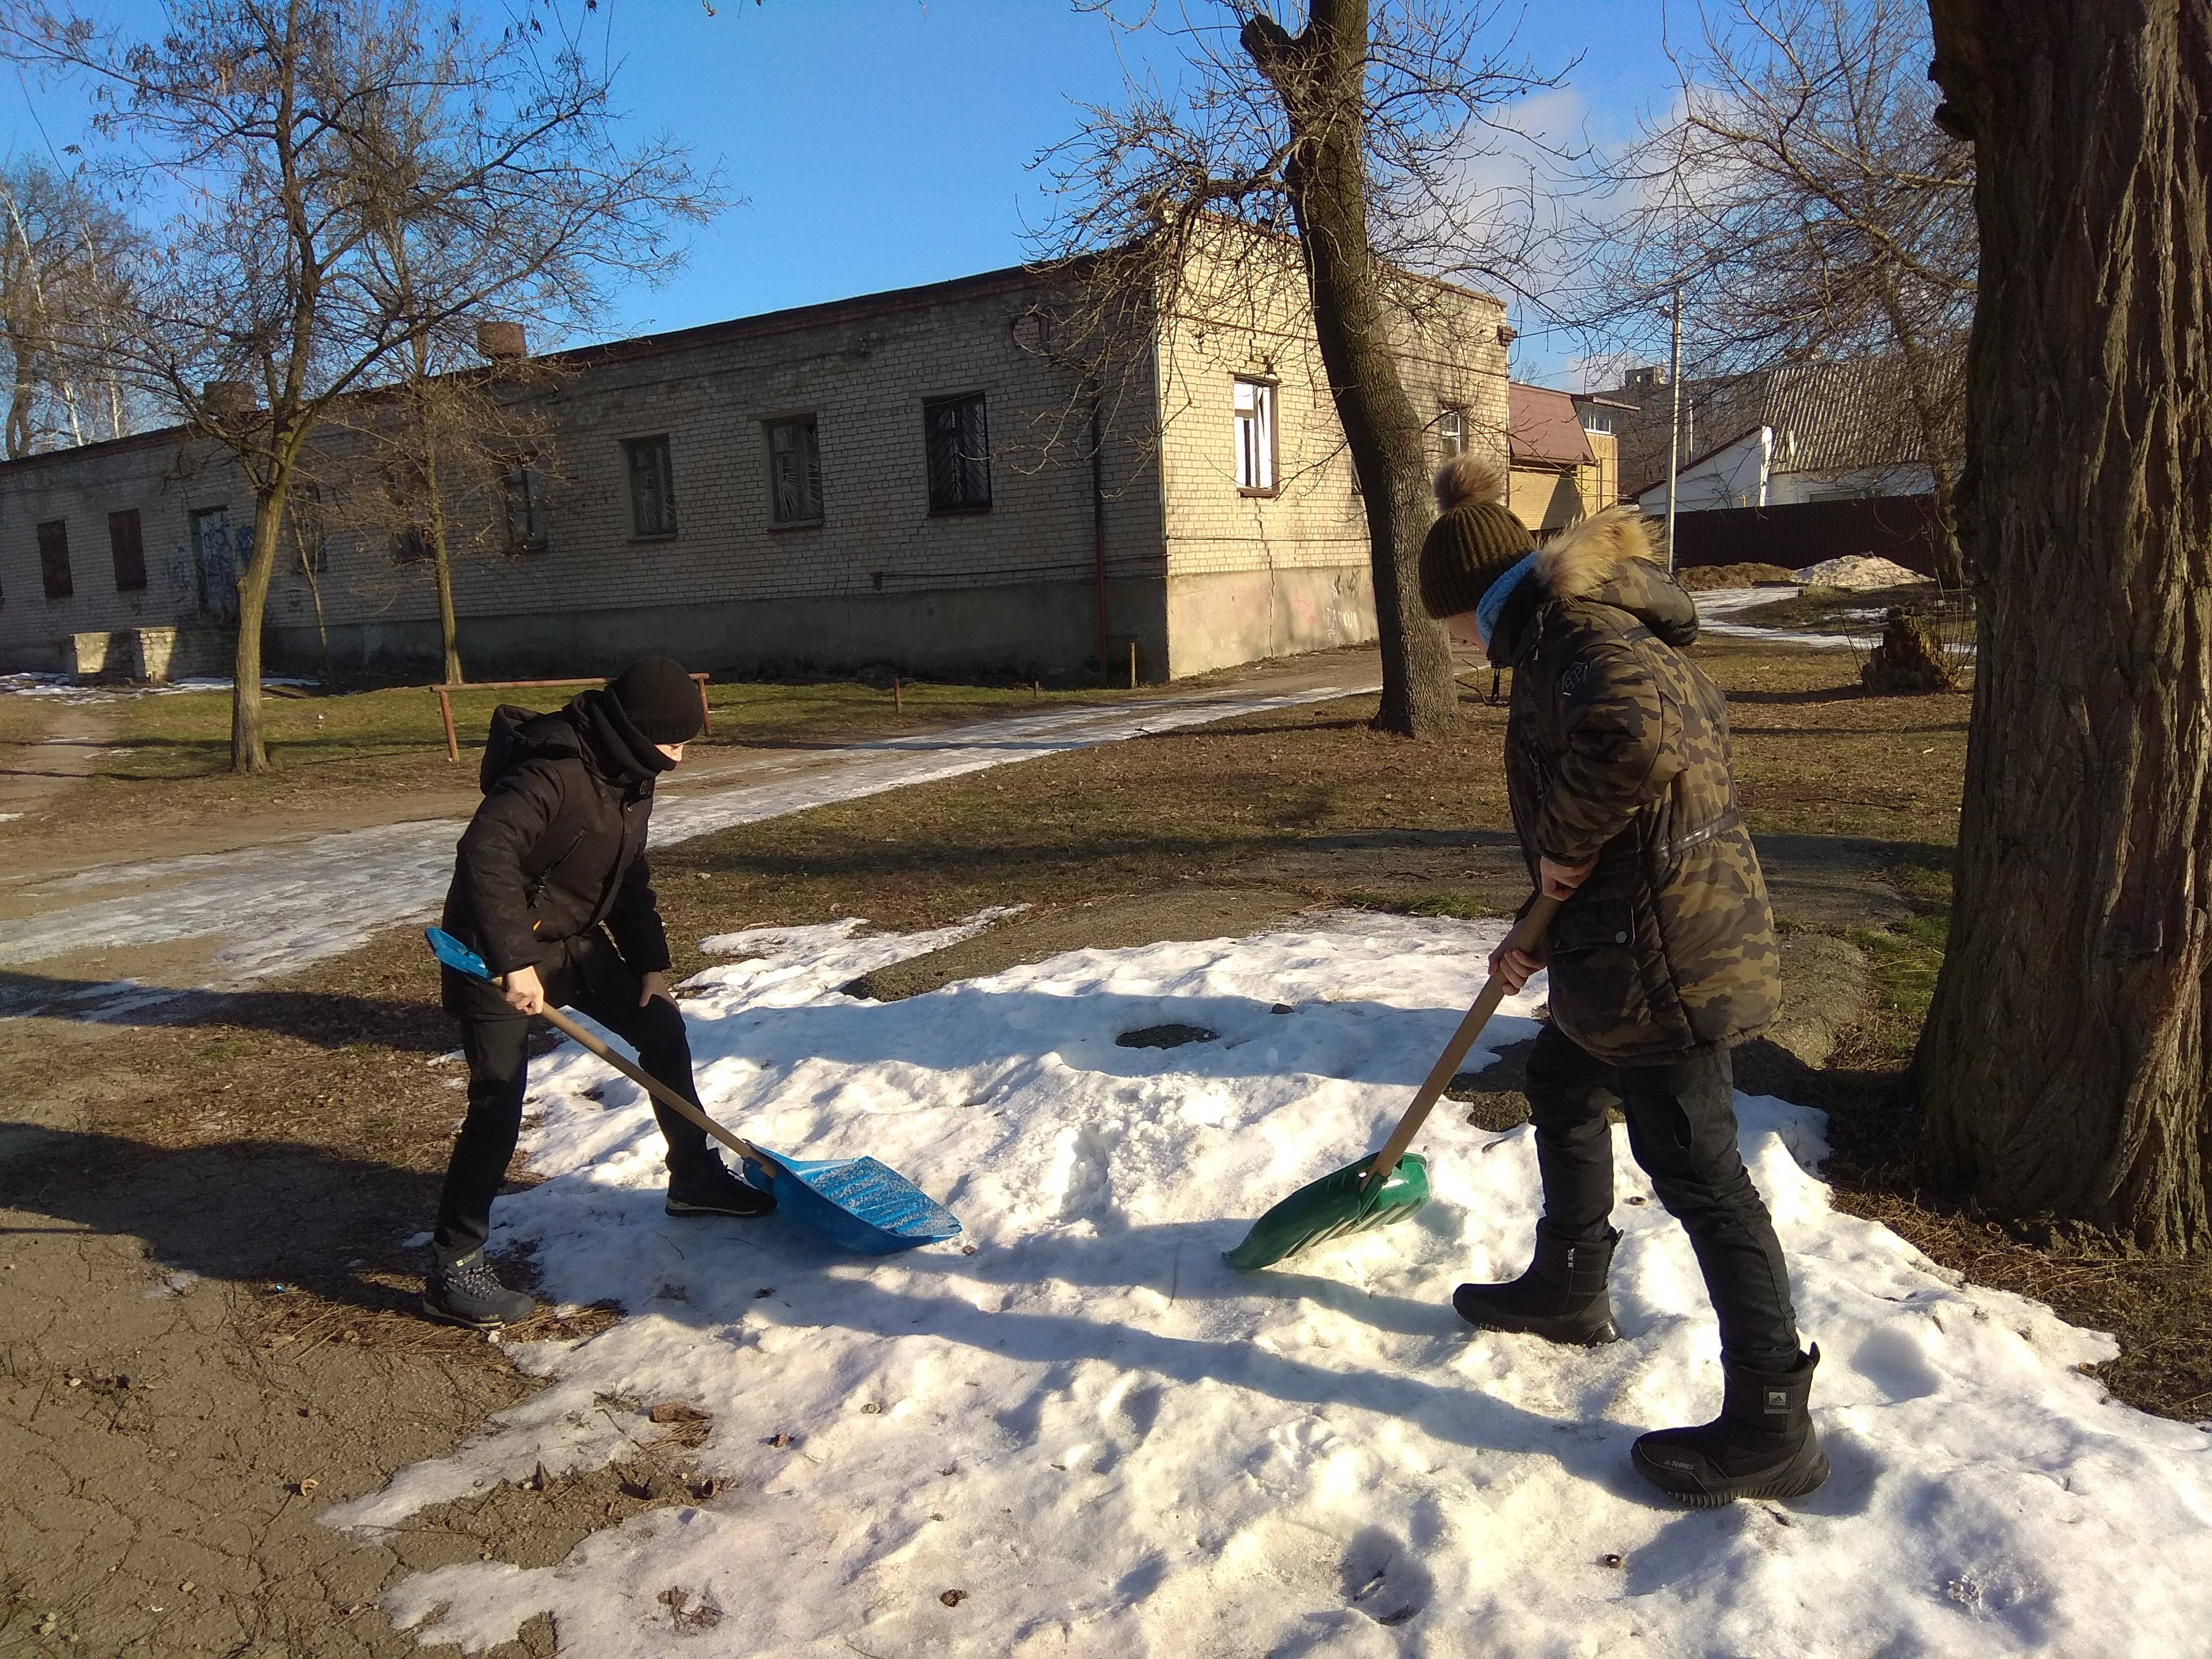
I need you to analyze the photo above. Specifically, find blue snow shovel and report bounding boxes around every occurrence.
[425,928,961,1254]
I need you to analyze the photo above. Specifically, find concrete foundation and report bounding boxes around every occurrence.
[1162,564,1376,680]
[266,578,1173,685]
[61,625,233,681]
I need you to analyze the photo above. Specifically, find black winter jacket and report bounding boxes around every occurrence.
[439,690,675,1018]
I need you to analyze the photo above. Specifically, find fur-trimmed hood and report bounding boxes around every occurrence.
[1492,506,1698,661]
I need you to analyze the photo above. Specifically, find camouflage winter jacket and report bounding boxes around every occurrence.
[1492,508,1780,1062]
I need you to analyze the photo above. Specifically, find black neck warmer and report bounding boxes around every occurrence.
[568,689,675,790]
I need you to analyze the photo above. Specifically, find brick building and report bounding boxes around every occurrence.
[0,246,1507,683]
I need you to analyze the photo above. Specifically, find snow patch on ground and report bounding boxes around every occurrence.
[1790,555,1926,590]
[326,914,2210,1657]
[1693,586,1878,650]
[0,672,317,703]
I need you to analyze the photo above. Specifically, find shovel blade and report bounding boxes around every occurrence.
[1222,1153,1430,1271]
[738,1151,963,1254]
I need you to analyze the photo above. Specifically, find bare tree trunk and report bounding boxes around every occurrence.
[428,518,462,686]
[1916,0,2212,1251]
[1243,0,1456,739]
[231,482,291,773]
[298,544,334,690]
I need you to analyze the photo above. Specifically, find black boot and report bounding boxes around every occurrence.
[1452,1224,1620,1345]
[423,1247,538,1329]
[666,1155,778,1219]
[1633,1344,1829,1505]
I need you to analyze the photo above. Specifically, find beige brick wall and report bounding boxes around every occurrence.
[0,271,1170,674]
[0,250,1502,682]
[1154,238,1509,575]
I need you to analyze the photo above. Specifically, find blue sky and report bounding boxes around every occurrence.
[0,1,1685,387]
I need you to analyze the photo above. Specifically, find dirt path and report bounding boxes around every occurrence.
[0,699,120,825]
[0,662,1382,1003]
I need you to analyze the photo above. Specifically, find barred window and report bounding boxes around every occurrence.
[924,393,990,512]
[109,509,147,591]
[37,520,71,599]
[1234,378,1277,494]
[504,468,548,554]
[625,435,676,538]
[767,417,823,525]
[190,505,236,616]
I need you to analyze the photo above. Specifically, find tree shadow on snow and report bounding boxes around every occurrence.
[531,1195,1683,1515]
[675,983,1534,1086]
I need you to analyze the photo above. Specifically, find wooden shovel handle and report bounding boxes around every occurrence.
[535,1003,789,1181]
[1357,893,1563,1196]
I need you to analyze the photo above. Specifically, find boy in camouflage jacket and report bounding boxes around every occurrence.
[1416,452,1826,1506]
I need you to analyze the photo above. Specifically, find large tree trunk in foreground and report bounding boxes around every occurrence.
[1243,1,1456,739]
[1916,0,2212,1251]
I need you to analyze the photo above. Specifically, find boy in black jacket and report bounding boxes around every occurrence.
[426,656,771,1329]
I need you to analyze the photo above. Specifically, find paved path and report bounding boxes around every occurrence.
[0,668,1380,994]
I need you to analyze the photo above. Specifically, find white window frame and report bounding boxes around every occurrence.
[1233,377,1277,495]
[1437,406,1467,457]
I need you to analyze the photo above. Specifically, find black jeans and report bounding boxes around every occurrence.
[1524,1021,1802,1372]
[434,932,713,1256]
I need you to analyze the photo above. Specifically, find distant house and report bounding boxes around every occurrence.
[0,241,1509,683]
[1501,383,1628,531]
[1601,355,1960,514]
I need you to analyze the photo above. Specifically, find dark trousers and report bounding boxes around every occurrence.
[1524,1021,1802,1371]
[434,935,713,1256]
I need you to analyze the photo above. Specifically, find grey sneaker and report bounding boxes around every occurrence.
[423,1249,539,1329]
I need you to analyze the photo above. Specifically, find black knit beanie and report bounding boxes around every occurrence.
[607,656,703,745]
[1418,501,1537,620]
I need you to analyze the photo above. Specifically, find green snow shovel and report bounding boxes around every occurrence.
[1223,894,1561,1270]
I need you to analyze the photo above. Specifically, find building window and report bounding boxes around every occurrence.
[504,468,548,554]
[625,435,676,538]
[392,526,432,565]
[1437,406,1467,457]
[37,520,71,599]
[1234,378,1277,495]
[108,509,147,592]
[767,417,823,525]
[1581,408,1616,435]
[190,505,237,617]
[924,393,991,512]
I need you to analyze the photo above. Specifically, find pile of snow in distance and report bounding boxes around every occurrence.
[327,914,2212,1657]
[1790,555,1927,590]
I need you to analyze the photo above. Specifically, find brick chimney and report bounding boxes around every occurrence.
[202,381,255,421]
[476,320,527,362]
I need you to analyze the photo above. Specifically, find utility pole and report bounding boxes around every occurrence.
[1664,287,1682,575]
